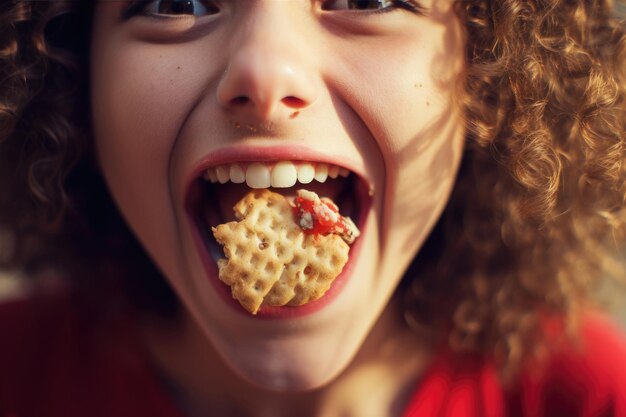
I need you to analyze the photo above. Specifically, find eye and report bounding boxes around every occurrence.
[322,0,423,13]
[324,0,392,10]
[124,0,220,18]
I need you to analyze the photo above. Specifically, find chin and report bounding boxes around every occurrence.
[220,333,362,392]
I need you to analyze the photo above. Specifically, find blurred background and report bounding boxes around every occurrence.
[617,0,626,17]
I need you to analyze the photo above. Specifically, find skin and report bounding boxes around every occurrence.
[90,0,466,414]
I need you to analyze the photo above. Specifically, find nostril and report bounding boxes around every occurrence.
[231,96,250,106]
[282,96,307,109]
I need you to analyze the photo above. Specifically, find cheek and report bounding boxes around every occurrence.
[378,20,465,195]
[342,13,465,273]
[91,43,188,176]
[89,38,203,276]
[329,9,465,158]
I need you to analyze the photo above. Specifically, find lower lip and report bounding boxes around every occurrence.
[187,181,371,319]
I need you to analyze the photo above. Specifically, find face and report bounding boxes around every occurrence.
[91,0,465,390]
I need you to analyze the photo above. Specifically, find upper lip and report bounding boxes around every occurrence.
[186,144,371,192]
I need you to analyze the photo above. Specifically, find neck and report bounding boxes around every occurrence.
[139,295,433,417]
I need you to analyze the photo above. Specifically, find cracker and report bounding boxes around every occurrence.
[212,189,351,314]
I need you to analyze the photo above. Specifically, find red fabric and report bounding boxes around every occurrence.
[402,314,626,417]
[1,295,626,417]
[0,294,185,417]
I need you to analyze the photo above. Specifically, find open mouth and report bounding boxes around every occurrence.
[186,159,372,318]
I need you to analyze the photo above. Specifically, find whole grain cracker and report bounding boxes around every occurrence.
[212,189,349,314]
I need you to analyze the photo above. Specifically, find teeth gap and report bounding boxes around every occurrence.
[202,161,351,188]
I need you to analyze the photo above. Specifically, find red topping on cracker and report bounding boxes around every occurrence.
[292,189,359,244]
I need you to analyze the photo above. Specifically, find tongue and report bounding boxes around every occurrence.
[208,179,350,226]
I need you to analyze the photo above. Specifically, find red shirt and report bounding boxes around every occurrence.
[403,315,626,417]
[1,294,626,417]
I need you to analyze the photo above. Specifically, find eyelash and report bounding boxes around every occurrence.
[122,0,207,19]
[121,0,426,20]
[323,0,425,15]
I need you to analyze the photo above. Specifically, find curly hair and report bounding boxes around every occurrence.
[1,0,625,380]
[404,0,626,380]
[0,0,178,318]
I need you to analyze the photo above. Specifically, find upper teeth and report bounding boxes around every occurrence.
[203,161,349,188]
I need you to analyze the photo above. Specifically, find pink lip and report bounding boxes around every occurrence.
[184,146,372,319]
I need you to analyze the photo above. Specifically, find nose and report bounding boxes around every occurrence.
[216,4,318,122]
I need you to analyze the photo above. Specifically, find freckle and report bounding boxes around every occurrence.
[426,101,430,106]
[177,66,181,70]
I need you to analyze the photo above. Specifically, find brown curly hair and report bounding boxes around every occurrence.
[404,0,626,380]
[1,0,625,380]
[0,0,178,317]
